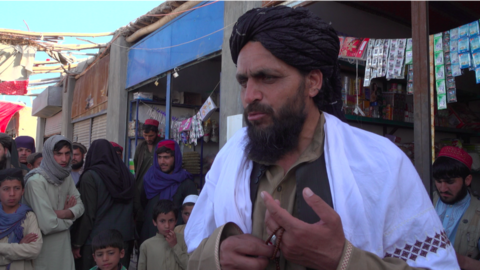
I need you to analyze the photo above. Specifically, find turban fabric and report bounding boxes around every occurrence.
[230,6,345,120]
[15,136,35,152]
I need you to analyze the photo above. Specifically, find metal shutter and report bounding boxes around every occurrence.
[90,114,107,144]
[73,119,91,149]
[45,112,62,137]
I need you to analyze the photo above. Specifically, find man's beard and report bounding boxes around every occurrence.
[439,183,469,204]
[72,159,84,170]
[244,81,307,164]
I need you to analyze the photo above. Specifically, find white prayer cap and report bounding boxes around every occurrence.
[183,194,199,205]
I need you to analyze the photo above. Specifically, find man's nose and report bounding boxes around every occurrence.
[438,183,448,192]
[243,80,262,105]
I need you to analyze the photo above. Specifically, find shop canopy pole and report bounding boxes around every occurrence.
[165,72,172,139]
[411,1,432,196]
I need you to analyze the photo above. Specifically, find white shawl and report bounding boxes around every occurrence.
[185,113,459,269]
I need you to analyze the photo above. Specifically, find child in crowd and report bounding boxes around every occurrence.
[26,152,42,170]
[174,194,198,234]
[0,168,42,270]
[138,200,188,270]
[90,229,127,270]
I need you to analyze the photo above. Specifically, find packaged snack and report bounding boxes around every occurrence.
[470,21,480,37]
[459,24,470,38]
[473,51,480,67]
[447,89,457,103]
[447,77,456,89]
[458,37,470,53]
[452,64,462,76]
[476,67,480,84]
[451,51,459,65]
[444,52,451,65]
[470,35,480,52]
[405,50,413,65]
[450,27,459,40]
[437,94,447,110]
[435,51,444,65]
[406,38,413,51]
[434,33,443,52]
[436,79,446,94]
[450,39,458,52]
[446,65,453,77]
[459,53,471,69]
[435,65,445,80]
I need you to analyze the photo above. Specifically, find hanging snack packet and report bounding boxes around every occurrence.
[434,33,443,52]
[470,35,480,52]
[473,51,480,67]
[470,21,480,37]
[459,24,470,38]
[443,31,451,52]
[435,65,446,80]
[446,65,453,77]
[444,52,451,65]
[476,67,480,84]
[452,64,462,77]
[437,94,447,110]
[458,37,470,53]
[459,53,471,69]
[434,51,444,65]
[451,51,459,65]
[451,27,459,40]
[447,89,458,103]
[450,39,458,52]
[436,79,446,94]
[446,77,456,89]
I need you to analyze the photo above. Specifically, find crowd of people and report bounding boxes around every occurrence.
[1,5,480,270]
[0,117,198,270]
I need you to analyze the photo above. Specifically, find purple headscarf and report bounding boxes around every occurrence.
[15,136,35,152]
[143,140,192,200]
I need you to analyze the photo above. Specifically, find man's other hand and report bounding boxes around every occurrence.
[19,233,38,244]
[220,234,274,270]
[262,187,345,270]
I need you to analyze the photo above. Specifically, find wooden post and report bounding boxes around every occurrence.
[165,72,172,139]
[411,1,432,196]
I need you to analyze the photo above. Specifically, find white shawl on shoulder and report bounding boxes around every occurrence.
[185,113,459,269]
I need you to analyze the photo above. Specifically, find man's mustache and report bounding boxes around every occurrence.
[244,102,274,115]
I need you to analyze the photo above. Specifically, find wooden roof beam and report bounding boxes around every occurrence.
[0,29,114,38]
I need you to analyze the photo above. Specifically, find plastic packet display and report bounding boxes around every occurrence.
[458,37,470,53]
[435,51,444,65]
[476,67,480,84]
[405,51,413,65]
[436,79,446,94]
[434,33,443,52]
[473,51,480,67]
[447,77,456,89]
[470,21,480,37]
[435,65,445,80]
[452,64,462,76]
[451,51,459,65]
[437,94,447,110]
[444,52,451,65]
[459,24,470,38]
[459,53,471,69]
[450,39,458,52]
[446,65,453,77]
[447,89,458,103]
[470,35,480,52]
[406,38,413,51]
[451,28,459,40]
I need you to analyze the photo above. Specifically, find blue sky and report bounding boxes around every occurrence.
[1,1,164,106]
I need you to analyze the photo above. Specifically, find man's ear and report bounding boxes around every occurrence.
[466,174,473,187]
[119,248,125,259]
[27,164,33,170]
[306,70,323,98]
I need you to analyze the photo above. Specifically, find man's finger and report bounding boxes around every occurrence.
[264,199,281,237]
[261,191,296,231]
[302,187,338,224]
[229,235,274,258]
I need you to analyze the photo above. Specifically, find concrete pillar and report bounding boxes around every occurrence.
[219,1,262,148]
[106,35,131,147]
[36,117,45,151]
[61,76,75,140]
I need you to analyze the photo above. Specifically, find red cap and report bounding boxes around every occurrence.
[438,146,472,170]
[145,119,159,127]
[157,140,175,151]
[110,142,123,153]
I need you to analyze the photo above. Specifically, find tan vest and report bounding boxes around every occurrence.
[433,191,480,259]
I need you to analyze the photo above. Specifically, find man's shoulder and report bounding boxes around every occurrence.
[469,193,480,209]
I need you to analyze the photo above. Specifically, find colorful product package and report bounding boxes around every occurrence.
[452,64,462,76]
[451,51,459,65]
[459,24,470,38]
[470,21,480,37]
[473,51,480,67]
[436,79,446,94]
[434,33,443,52]
[435,65,446,80]
[446,65,453,77]
[437,94,447,110]
[435,51,444,65]
[470,35,480,52]
[459,53,471,69]
[444,52,451,65]
[447,89,458,103]
[476,67,480,84]
[450,28,459,40]
[450,39,458,52]
[458,37,470,53]
[446,77,456,89]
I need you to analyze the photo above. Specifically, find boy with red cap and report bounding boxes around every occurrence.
[133,119,162,238]
[139,139,197,245]
[433,146,480,270]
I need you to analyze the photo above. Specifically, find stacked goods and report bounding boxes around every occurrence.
[182,151,201,175]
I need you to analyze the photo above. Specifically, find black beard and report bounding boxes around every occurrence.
[244,81,307,164]
[72,159,84,170]
[438,183,469,205]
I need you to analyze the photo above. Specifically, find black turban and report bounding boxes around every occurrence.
[230,6,345,120]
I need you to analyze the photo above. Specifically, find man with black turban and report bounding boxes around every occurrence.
[185,6,459,270]
[0,133,21,170]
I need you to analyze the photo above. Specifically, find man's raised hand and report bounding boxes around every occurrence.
[262,187,345,270]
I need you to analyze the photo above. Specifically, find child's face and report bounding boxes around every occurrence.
[0,179,24,211]
[92,247,124,270]
[153,211,177,237]
[182,205,194,224]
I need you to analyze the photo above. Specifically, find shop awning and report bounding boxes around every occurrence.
[0,101,25,132]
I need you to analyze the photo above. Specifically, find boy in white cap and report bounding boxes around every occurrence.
[174,194,198,234]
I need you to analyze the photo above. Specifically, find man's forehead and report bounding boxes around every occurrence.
[17,147,30,151]
[54,146,71,153]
